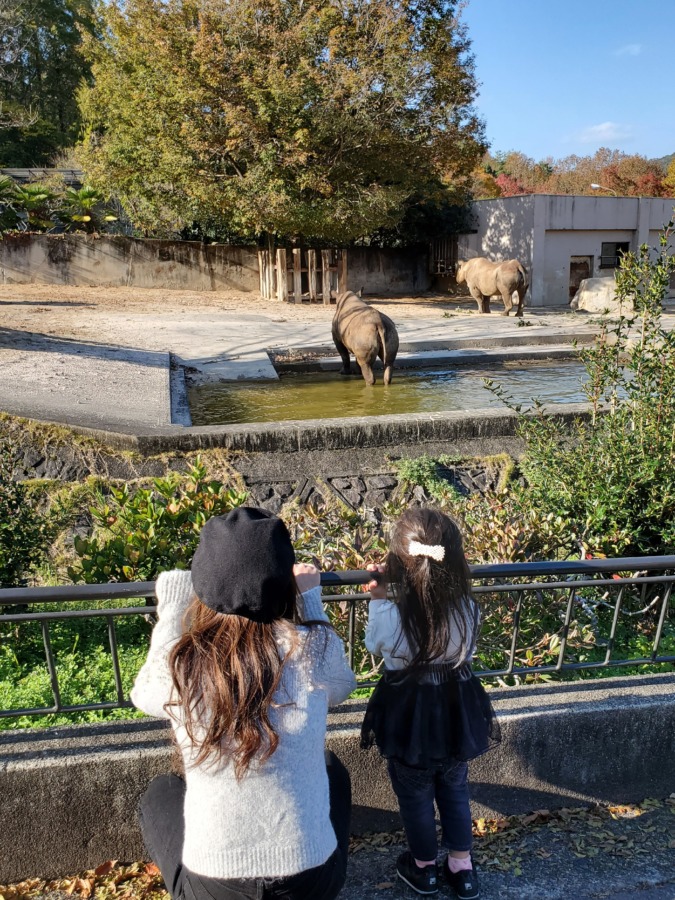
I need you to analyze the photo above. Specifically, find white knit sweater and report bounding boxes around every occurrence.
[131,570,356,879]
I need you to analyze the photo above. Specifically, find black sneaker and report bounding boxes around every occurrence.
[395,851,439,895]
[445,858,479,900]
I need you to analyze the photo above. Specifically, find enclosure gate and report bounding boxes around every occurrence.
[258,248,347,302]
[429,236,458,276]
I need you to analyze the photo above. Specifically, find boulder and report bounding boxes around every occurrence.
[570,277,633,314]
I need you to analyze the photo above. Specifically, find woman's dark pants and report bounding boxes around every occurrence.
[138,750,351,900]
[387,758,473,861]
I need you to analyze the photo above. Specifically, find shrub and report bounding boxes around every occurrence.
[0,442,50,586]
[68,458,248,582]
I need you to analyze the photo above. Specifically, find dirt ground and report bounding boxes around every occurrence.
[0,283,558,337]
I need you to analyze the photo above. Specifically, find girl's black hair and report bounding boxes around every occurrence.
[386,507,478,668]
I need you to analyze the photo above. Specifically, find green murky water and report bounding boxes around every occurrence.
[188,360,589,425]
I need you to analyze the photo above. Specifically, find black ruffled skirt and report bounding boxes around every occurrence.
[360,662,500,769]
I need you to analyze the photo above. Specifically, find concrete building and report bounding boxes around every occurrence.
[457,195,675,308]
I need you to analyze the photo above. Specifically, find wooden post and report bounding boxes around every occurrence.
[292,248,302,303]
[321,249,332,304]
[258,249,266,298]
[337,250,347,294]
[308,250,317,301]
[276,249,288,302]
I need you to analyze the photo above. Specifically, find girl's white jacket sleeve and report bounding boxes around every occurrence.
[299,585,357,706]
[130,569,193,719]
[364,598,401,660]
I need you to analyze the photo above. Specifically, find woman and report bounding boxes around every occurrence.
[131,506,357,900]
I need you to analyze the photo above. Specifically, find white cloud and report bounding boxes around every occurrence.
[614,43,642,56]
[577,121,634,144]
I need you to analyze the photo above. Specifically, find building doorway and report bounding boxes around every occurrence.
[569,256,593,302]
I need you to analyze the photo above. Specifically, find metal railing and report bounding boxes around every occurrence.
[1,556,674,721]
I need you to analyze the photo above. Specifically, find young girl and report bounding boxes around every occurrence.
[361,508,499,899]
[132,506,356,900]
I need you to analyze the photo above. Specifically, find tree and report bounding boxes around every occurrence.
[474,148,668,199]
[0,0,97,165]
[78,0,486,243]
[661,159,675,196]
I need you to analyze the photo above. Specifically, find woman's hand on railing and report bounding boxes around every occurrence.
[294,562,321,593]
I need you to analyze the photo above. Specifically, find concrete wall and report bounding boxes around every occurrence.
[349,246,431,295]
[1,672,673,882]
[543,229,633,308]
[457,196,535,273]
[0,235,260,291]
[0,236,432,296]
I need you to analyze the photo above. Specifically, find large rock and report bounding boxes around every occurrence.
[570,277,633,314]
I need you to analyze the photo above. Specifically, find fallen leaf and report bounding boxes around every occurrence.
[143,864,160,877]
[375,882,394,889]
[95,861,118,878]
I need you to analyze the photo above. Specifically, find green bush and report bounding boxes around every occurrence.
[68,458,248,582]
[0,442,50,586]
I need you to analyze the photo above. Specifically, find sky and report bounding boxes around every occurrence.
[461,0,675,163]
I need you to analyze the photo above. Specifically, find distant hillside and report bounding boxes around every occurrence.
[653,152,674,172]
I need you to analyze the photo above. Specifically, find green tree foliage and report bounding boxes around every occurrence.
[0,175,117,233]
[78,0,486,242]
[0,0,97,165]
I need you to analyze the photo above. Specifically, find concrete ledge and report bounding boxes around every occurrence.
[1,672,673,882]
[59,402,594,456]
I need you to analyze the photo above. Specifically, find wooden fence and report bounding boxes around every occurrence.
[258,247,347,302]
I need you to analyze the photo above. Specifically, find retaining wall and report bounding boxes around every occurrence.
[1,673,674,883]
[0,235,260,291]
[0,236,431,295]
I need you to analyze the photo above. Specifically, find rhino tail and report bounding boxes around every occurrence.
[517,262,529,289]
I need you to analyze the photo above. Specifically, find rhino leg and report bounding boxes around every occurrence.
[383,364,393,385]
[500,290,514,316]
[334,338,352,375]
[515,288,525,317]
[356,355,376,385]
[468,284,486,313]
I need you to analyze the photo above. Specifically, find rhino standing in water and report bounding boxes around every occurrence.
[332,290,399,385]
[456,257,528,316]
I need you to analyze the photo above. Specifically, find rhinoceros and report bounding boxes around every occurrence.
[332,290,399,385]
[455,258,528,316]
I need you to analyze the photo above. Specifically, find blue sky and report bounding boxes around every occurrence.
[461,0,675,163]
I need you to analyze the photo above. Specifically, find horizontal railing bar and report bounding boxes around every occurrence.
[3,556,675,605]
[1,606,156,623]
[0,699,135,719]
[473,575,675,592]
[473,655,675,678]
[0,582,156,604]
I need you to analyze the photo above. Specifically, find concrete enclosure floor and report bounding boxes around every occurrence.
[0,284,657,431]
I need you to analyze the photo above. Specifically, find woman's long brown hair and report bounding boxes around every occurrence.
[167,583,299,780]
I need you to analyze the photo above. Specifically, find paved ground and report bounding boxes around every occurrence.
[3,797,673,900]
[0,284,611,430]
[343,798,675,899]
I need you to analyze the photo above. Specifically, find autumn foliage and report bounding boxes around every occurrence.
[473,148,672,199]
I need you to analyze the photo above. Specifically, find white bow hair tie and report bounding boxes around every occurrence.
[408,540,446,562]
